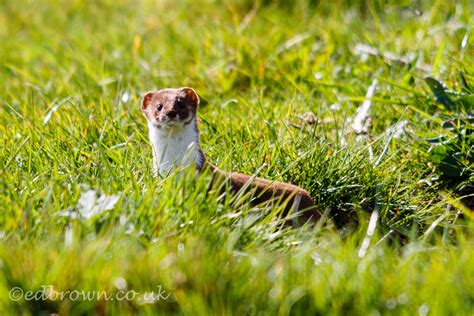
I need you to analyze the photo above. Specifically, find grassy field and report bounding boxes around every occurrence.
[1,0,473,314]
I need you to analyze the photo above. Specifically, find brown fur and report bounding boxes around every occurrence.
[205,163,320,222]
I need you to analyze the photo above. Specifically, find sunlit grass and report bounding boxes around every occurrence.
[0,0,473,314]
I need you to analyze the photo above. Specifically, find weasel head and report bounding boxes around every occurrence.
[141,87,200,130]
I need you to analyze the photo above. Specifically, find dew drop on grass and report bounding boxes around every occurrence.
[64,225,73,247]
[121,91,130,103]
[125,223,135,235]
[330,103,340,111]
[114,277,127,290]
[397,293,408,304]
[386,298,397,309]
[77,190,120,220]
[418,304,429,316]
[119,214,126,225]
[112,49,121,59]
[268,288,278,300]
[311,252,322,265]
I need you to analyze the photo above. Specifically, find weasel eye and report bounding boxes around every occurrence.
[156,103,163,111]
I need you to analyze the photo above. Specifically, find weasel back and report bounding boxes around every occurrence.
[205,163,321,223]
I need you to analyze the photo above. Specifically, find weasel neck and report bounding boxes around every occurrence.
[148,118,205,176]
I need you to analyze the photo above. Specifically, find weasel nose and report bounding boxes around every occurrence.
[167,110,177,119]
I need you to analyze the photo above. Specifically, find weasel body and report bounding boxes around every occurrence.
[147,118,204,176]
[141,87,319,220]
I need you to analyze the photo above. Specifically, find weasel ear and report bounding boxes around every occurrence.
[141,92,155,112]
[180,87,200,106]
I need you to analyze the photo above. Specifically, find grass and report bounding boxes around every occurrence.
[0,0,473,314]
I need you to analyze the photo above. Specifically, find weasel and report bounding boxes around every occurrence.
[141,87,320,221]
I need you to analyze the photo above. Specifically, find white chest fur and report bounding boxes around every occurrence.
[147,119,203,176]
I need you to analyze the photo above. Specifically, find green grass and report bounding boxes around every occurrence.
[1,0,473,314]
